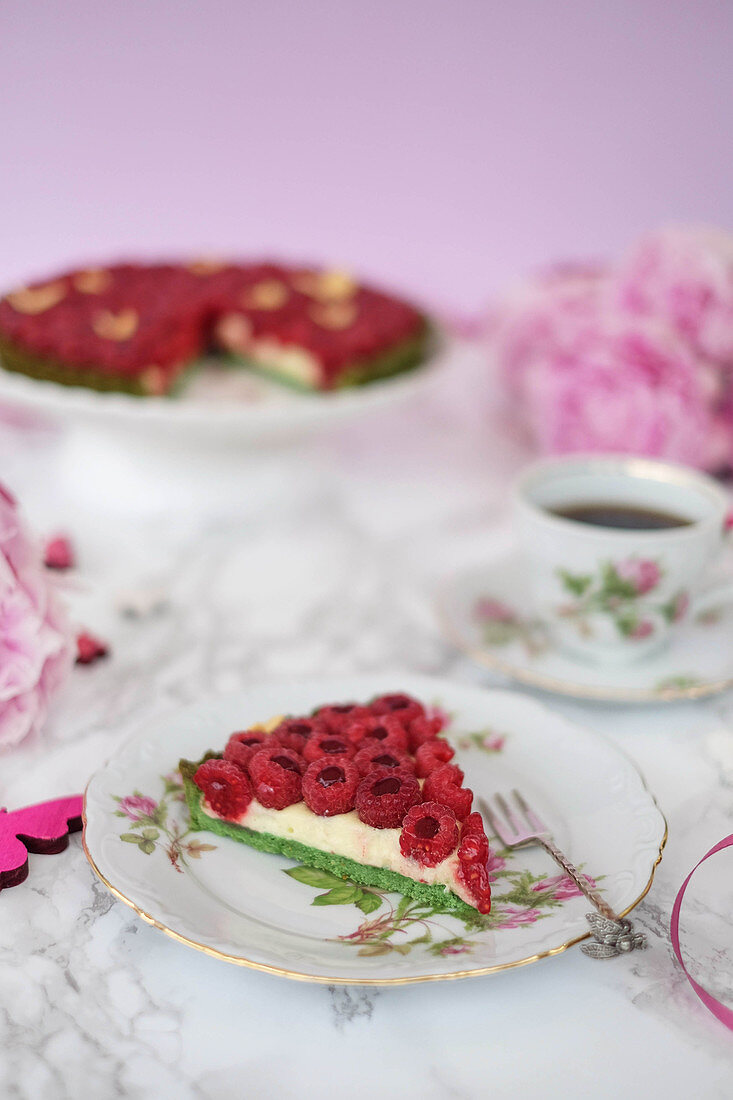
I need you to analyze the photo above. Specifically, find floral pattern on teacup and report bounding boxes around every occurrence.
[555,558,689,641]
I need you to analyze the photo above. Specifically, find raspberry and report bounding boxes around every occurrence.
[44,534,75,570]
[407,715,443,753]
[458,858,492,914]
[314,703,371,733]
[423,764,473,821]
[194,758,253,818]
[248,746,304,809]
[399,801,459,866]
[302,758,359,816]
[346,714,408,752]
[354,743,413,777]
[370,693,425,724]
[223,729,268,771]
[271,717,323,755]
[76,631,109,665]
[414,739,455,777]
[303,731,356,763]
[355,767,421,829]
[458,812,490,865]
[457,812,492,913]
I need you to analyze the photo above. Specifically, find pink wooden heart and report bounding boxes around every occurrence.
[0,795,83,890]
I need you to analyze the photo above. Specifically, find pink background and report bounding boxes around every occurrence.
[2,1,732,313]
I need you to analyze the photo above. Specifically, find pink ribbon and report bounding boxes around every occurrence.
[670,834,733,1030]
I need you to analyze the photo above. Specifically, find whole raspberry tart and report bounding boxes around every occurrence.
[0,261,431,396]
[179,693,492,914]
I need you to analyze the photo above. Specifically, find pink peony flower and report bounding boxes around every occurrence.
[489,240,731,470]
[520,319,710,467]
[531,873,598,901]
[119,795,158,820]
[474,597,515,623]
[0,484,73,750]
[495,906,542,929]
[489,262,614,408]
[617,225,733,369]
[616,558,661,595]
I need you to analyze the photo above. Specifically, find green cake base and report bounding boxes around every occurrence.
[180,757,476,916]
[0,324,432,398]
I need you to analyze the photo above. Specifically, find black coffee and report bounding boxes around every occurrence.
[550,502,692,530]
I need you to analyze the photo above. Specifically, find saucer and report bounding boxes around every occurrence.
[438,547,733,703]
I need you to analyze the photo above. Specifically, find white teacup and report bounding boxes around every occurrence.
[514,455,731,665]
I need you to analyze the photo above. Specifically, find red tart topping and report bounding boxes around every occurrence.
[75,631,109,665]
[423,764,473,821]
[6,281,67,314]
[302,758,359,816]
[406,714,443,752]
[224,729,268,770]
[355,766,421,829]
[73,269,112,294]
[241,279,290,311]
[194,758,253,818]
[187,258,227,276]
[308,301,358,330]
[346,714,409,752]
[303,731,356,763]
[353,743,413,777]
[414,739,455,777]
[44,534,75,571]
[399,801,459,866]
[141,365,168,396]
[293,269,357,302]
[457,813,492,913]
[458,812,490,865]
[271,717,324,755]
[370,693,425,725]
[214,312,253,353]
[249,746,304,809]
[92,308,139,341]
[313,703,371,733]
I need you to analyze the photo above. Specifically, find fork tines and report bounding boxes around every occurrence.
[480,789,547,847]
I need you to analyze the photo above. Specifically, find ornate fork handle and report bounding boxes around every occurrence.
[538,836,647,958]
[483,791,648,959]
[538,836,618,921]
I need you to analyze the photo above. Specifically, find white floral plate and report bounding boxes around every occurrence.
[439,546,733,703]
[83,674,666,984]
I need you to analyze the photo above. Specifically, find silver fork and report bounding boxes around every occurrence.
[480,790,647,959]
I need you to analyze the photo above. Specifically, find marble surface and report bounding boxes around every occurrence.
[1,346,732,1099]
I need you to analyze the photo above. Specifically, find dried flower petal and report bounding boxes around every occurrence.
[44,535,75,571]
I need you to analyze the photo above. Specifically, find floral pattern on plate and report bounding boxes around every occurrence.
[113,728,599,963]
[113,776,216,871]
[85,676,666,982]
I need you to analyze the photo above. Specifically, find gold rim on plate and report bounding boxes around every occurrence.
[81,792,668,986]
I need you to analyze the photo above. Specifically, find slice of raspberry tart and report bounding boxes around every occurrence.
[179,693,492,915]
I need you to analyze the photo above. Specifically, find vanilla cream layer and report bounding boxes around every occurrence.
[202,796,474,908]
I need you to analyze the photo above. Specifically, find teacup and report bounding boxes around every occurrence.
[514,455,731,664]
